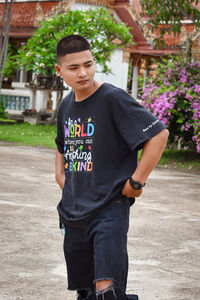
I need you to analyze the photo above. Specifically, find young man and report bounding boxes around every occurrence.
[55,35,169,300]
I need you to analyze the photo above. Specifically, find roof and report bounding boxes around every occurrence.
[115,1,180,55]
[0,0,116,37]
[0,1,59,37]
[0,2,59,28]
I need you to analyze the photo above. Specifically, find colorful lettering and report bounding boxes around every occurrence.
[74,124,81,137]
[87,162,93,171]
[87,123,94,136]
[64,117,95,172]
[81,123,87,137]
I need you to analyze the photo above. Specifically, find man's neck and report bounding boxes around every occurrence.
[74,81,102,102]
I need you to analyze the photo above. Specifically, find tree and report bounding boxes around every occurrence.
[3,7,133,122]
[3,7,133,77]
[141,0,200,53]
[0,0,14,92]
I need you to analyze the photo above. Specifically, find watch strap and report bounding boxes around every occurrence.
[129,177,146,190]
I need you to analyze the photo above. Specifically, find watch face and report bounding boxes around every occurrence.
[129,178,144,190]
[133,182,140,190]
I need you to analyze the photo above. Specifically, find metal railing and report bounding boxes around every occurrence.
[0,94,30,111]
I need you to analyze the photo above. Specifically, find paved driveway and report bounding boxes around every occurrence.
[0,143,199,300]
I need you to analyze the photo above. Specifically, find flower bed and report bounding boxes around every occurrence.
[141,57,200,152]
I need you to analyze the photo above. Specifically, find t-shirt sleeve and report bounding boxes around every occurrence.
[55,103,64,154]
[110,88,167,151]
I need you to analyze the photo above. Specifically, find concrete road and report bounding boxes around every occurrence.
[0,142,199,300]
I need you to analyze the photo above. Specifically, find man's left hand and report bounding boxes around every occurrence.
[122,179,143,198]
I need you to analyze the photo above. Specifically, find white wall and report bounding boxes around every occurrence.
[95,49,128,90]
[70,3,98,11]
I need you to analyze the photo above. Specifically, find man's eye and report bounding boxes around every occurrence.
[69,67,77,70]
[86,63,92,67]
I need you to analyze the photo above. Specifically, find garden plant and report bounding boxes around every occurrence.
[141,0,200,51]
[2,7,133,122]
[3,7,132,77]
[141,56,200,153]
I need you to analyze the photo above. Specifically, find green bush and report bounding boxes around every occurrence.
[0,100,7,119]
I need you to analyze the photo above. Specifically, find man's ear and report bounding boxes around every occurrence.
[55,64,61,77]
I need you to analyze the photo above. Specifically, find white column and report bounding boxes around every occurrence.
[19,67,26,83]
[131,65,139,99]
[35,89,49,112]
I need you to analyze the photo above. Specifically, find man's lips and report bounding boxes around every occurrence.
[77,80,89,84]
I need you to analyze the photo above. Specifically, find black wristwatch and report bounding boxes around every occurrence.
[129,177,146,190]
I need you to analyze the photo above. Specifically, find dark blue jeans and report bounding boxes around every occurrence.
[63,197,130,297]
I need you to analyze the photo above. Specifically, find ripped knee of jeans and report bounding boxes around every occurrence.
[96,282,117,299]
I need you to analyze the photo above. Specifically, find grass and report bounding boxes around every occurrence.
[158,149,200,172]
[0,123,199,172]
[137,148,200,172]
[0,117,16,124]
[0,122,56,148]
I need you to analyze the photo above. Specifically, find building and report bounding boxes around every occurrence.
[0,0,198,119]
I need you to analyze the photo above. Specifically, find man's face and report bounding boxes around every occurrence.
[55,50,96,93]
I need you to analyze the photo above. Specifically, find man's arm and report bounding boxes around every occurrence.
[122,128,169,198]
[55,149,65,190]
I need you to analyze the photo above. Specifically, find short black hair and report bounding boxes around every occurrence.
[56,35,91,63]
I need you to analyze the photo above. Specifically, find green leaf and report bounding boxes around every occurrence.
[4,8,133,75]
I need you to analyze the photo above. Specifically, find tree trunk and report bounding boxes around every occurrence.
[186,37,192,62]
[0,0,8,52]
[0,0,14,93]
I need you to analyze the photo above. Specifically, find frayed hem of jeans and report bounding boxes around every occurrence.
[67,286,91,291]
[93,277,114,284]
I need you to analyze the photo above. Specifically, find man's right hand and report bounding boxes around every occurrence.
[56,174,65,190]
[55,149,65,190]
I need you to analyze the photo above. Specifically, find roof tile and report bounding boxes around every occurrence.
[0,2,59,28]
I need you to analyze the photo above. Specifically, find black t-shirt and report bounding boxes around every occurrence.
[55,83,166,223]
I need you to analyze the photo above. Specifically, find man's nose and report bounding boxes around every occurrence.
[78,67,87,77]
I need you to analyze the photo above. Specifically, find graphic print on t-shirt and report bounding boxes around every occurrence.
[64,117,95,172]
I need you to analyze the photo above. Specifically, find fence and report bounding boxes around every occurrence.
[0,94,30,111]
[0,89,31,112]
